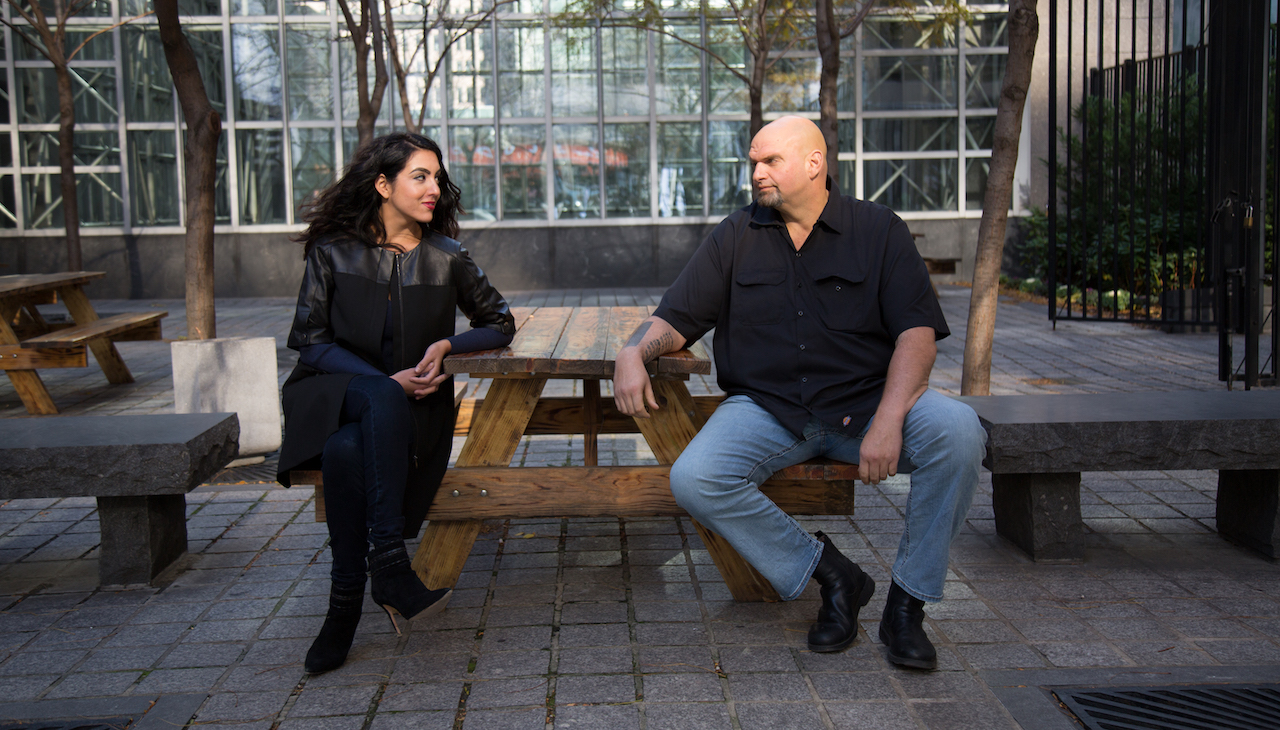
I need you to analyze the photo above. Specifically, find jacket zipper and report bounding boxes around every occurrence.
[392,251,418,469]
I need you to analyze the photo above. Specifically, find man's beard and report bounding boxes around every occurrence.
[756,187,783,208]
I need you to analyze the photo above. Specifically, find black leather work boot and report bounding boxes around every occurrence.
[878,581,937,669]
[304,585,364,674]
[368,541,452,635]
[807,531,876,652]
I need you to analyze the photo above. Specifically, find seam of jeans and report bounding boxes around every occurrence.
[783,535,823,601]
[891,571,941,603]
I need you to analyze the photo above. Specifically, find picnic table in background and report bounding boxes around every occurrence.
[0,272,167,415]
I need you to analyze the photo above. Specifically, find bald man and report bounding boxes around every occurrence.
[614,117,985,669]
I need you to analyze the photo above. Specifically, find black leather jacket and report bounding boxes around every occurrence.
[277,233,513,535]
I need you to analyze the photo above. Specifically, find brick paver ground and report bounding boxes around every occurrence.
[0,286,1276,729]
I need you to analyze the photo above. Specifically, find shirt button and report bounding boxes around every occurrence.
[800,344,806,350]
[802,377,808,383]
[798,311,803,316]
[795,252,801,257]
[835,285,842,291]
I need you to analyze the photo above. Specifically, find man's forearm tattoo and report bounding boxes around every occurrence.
[624,322,652,349]
[641,332,674,362]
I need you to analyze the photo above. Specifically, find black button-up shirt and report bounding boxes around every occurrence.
[653,179,949,437]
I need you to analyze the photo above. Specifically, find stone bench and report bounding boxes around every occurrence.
[0,413,240,585]
[956,391,1280,561]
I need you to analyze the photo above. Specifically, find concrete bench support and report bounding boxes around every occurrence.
[0,414,239,586]
[991,473,1084,561]
[1217,469,1280,558]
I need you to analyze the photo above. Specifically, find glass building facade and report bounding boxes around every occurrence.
[0,1,1018,237]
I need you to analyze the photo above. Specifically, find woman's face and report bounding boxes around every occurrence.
[377,148,442,226]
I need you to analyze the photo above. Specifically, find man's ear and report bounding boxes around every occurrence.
[808,149,825,181]
[374,174,392,200]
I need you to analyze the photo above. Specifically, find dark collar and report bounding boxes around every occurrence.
[748,176,847,234]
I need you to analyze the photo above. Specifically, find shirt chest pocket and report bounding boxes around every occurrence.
[816,274,875,332]
[733,268,787,325]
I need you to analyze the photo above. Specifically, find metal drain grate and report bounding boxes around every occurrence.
[0,719,133,730]
[205,452,280,485]
[1053,683,1280,730]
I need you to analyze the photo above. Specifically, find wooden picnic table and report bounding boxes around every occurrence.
[0,272,166,415]
[404,305,858,602]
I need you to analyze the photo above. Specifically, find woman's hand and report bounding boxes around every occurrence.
[396,339,452,398]
[391,368,443,399]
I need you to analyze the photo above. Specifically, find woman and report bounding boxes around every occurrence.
[277,133,515,674]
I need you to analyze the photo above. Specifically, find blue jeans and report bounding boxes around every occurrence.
[322,375,414,591]
[670,391,985,603]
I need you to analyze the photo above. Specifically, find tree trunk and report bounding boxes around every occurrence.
[815,0,839,166]
[54,63,80,271]
[156,0,222,340]
[960,0,1039,396]
[348,0,387,149]
[748,40,769,138]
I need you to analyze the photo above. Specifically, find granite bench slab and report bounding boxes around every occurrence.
[956,392,1280,561]
[0,413,240,585]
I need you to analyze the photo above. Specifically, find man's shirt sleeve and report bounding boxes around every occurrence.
[652,220,732,344]
[878,216,951,341]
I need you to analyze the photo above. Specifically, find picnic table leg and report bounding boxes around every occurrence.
[583,379,600,466]
[0,306,59,414]
[60,285,134,384]
[412,377,547,590]
[634,379,781,603]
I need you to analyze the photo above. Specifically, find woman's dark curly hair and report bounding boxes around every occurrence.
[297,132,463,255]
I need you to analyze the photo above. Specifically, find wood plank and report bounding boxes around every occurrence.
[0,301,59,414]
[55,287,131,384]
[0,345,87,369]
[603,306,651,362]
[549,307,612,376]
[297,467,856,521]
[633,379,705,464]
[444,307,573,375]
[411,519,482,591]
[452,394,732,438]
[583,379,600,466]
[0,271,104,298]
[21,311,167,348]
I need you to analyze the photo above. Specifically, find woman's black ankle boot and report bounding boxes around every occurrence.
[304,586,364,674]
[368,541,452,635]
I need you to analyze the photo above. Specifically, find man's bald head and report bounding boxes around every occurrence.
[749,116,828,216]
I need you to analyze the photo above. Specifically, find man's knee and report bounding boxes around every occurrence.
[910,395,986,461]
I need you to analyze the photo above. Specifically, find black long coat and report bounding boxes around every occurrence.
[276,233,514,537]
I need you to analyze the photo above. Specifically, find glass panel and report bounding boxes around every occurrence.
[286,0,329,14]
[553,123,598,218]
[864,15,955,49]
[18,67,119,124]
[965,157,989,211]
[764,57,819,112]
[124,27,174,123]
[498,0,541,12]
[392,27,445,124]
[551,26,597,117]
[22,172,124,228]
[234,0,278,14]
[0,75,10,124]
[707,21,746,114]
[499,124,545,220]
[864,118,956,153]
[966,115,995,150]
[863,55,957,110]
[450,125,496,220]
[655,22,701,115]
[498,24,544,119]
[965,53,1006,109]
[124,0,222,13]
[0,135,11,167]
[129,130,181,226]
[188,29,228,118]
[14,29,113,60]
[233,25,283,121]
[449,26,493,119]
[708,120,750,214]
[237,128,287,223]
[837,118,855,153]
[965,13,1008,47]
[21,130,120,167]
[287,26,334,121]
[341,125,390,161]
[658,122,701,217]
[603,123,647,216]
[0,176,16,228]
[602,26,648,116]
[864,158,956,211]
[837,158,856,197]
[292,127,335,219]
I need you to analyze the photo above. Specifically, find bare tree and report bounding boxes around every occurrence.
[155,0,221,340]
[0,3,150,271]
[558,0,806,138]
[961,0,1038,395]
[383,0,518,135]
[339,0,390,149]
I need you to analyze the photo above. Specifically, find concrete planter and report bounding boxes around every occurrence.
[172,337,282,466]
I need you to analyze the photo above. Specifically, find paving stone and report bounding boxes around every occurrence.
[635,622,707,646]
[557,623,629,648]
[553,674,636,704]
[641,672,724,702]
[557,645,634,674]
[291,684,381,717]
[633,601,702,623]
[376,682,465,712]
[457,707,547,729]
[135,666,227,693]
[368,710,456,730]
[1,673,59,700]
[736,702,826,730]
[716,646,799,673]
[727,673,811,702]
[1196,638,1280,664]
[277,715,366,730]
[645,702,732,730]
[553,703,640,729]
[559,602,628,625]
[159,641,247,668]
[221,664,305,691]
[194,691,291,722]
[808,672,899,702]
[957,642,1049,669]
[1034,641,1128,667]
[912,699,1018,730]
[561,583,626,602]
[184,618,267,643]
[472,649,550,678]
[0,648,86,675]
[79,644,167,671]
[462,677,549,710]
[824,701,917,730]
[486,605,555,628]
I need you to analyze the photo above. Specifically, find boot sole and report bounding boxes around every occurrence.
[878,624,938,670]
[807,575,876,653]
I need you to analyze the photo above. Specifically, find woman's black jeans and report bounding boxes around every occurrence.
[322,375,414,592]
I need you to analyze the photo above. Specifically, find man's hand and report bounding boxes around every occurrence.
[613,317,687,418]
[858,417,903,485]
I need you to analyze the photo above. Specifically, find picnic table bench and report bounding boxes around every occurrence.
[294,305,860,603]
[0,413,240,585]
[1,272,167,415]
[957,391,1280,561]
